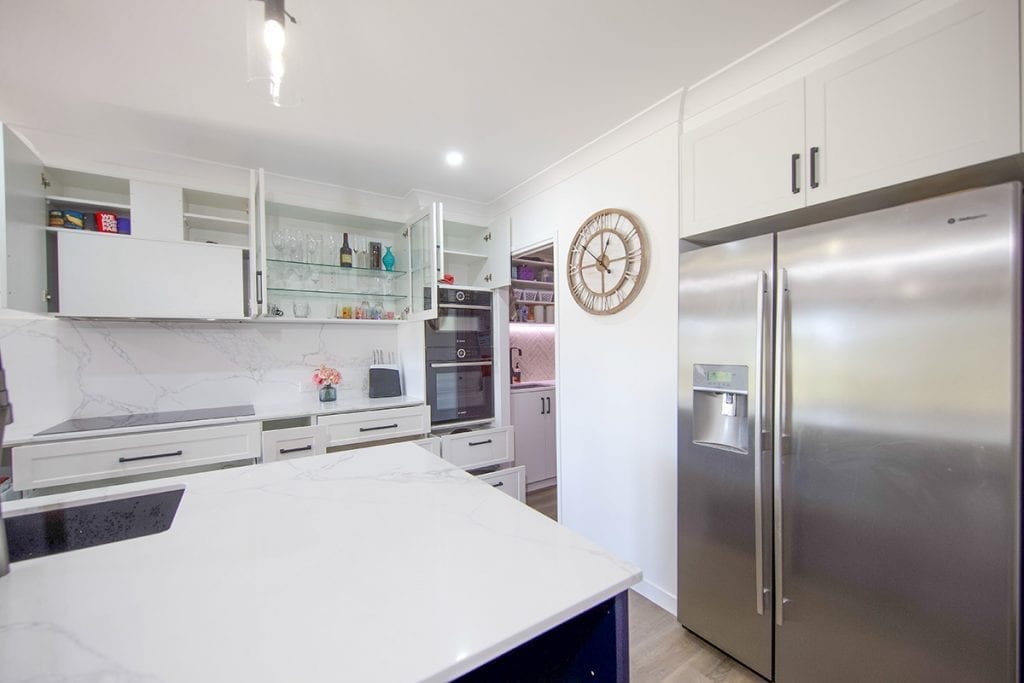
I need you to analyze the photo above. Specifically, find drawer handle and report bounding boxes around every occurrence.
[492,481,504,488]
[360,423,399,432]
[118,450,183,463]
[279,445,313,454]
[469,439,493,447]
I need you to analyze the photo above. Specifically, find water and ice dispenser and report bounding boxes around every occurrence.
[691,364,748,454]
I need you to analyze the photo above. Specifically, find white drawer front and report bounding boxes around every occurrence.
[12,423,260,491]
[262,425,327,463]
[477,465,525,502]
[317,405,429,447]
[412,436,442,457]
[441,426,513,471]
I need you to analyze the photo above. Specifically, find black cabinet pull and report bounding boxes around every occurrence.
[790,153,801,194]
[545,397,551,414]
[469,439,493,447]
[360,423,399,432]
[809,146,820,189]
[540,397,545,415]
[492,481,504,488]
[279,444,313,454]
[119,450,183,463]
[256,271,264,305]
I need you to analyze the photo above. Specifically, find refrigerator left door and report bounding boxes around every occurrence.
[678,233,774,678]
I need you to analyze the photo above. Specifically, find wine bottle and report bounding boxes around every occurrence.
[339,232,353,268]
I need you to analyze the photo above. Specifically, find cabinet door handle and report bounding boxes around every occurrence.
[256,271,264,305]
[790,153,800,194]
[809,146,820,189]
[492,481,504,488]
[119,450,183,463]
[545,397,551,414]
[360,423,398,432]
[469,439,493,447]
[279,444,313,454]
[540,397,545,414]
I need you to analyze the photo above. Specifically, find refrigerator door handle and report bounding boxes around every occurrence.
[753,270,768,615]
[773,268,789,626]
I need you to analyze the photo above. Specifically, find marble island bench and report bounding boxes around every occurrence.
[0,442,640,681]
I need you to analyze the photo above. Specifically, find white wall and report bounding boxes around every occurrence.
[503,122,680,612]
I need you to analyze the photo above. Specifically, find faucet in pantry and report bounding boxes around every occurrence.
[510,346,523,384]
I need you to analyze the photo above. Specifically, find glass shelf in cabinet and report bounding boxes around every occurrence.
[267,287,407,299]
[266,258,407,277]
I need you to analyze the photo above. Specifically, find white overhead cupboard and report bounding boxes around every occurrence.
[681,0,1021,237]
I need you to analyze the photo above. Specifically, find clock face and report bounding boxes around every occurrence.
[566,209,649,315]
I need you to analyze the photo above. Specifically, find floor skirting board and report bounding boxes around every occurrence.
[632,579,676,618]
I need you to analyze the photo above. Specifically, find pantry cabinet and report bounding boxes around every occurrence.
[680,0,1020,237]
[439,214,511,290]
[510,387,556,490]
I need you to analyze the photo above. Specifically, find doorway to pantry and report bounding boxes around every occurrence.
[509,242,558,520]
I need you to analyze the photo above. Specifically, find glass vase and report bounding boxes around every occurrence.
[318,384,337,402]
[382,246,396,272]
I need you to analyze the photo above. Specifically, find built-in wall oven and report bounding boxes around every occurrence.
[426,287,494,425]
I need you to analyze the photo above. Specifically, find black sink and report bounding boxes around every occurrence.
[3,484,185,563]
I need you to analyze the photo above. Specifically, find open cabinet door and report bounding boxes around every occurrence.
[0,125,47,313]
[405,202,439,322]
[486,215,512,289]
[251,168,269,318]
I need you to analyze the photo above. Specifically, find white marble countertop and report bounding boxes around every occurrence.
[2,395,424,447]
[0,443,641,682]
[509,380,555,393]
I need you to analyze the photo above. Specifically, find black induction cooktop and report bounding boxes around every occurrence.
[35,404,255,436]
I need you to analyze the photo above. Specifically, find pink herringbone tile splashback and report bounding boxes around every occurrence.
[510,324,555,382]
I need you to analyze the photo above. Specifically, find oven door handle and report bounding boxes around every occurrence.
[430,361,493,368]
[439,303,491,311]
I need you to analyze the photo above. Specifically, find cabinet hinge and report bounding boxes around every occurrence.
[403,307,410,315]
[43,291,52,302]
[484,274,492,283]
[402,229,409,238]
[483,232,492,242]
[40,173,51,189]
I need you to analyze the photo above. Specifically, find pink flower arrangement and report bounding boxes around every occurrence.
[312,364,341,387]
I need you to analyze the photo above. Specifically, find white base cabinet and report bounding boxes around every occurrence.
[510,388,556,490]
[261,425,327,463]
[317,405,430,448]
[438,426,514,471]
[477,465,526,502]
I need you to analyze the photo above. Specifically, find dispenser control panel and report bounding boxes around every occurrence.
[693,364,748,393]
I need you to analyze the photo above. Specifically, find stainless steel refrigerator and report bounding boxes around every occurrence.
[677,182,1021,682]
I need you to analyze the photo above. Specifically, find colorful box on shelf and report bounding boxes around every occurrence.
[96,211,118,233]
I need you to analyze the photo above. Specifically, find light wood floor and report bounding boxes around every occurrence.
[525,486,761,682]
[629,591,764,683]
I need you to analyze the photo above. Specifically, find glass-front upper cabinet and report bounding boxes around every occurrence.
[255,170,438,323]
[404,202,440,322]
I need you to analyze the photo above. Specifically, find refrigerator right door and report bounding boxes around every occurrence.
[775,182,1021,682]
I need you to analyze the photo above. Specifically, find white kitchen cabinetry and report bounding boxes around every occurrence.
[261,424,328,463]
[439,426,514,471]
[477,465,526,502]
[439,215,511,290]
[510,388,556,490]
[804,0,1019,205]
[680,0,1020,236]
[255,170,438,323]
[11,422,261,493]
[316,404,431,448]
[681,81,806,236]
[0,123,255,318]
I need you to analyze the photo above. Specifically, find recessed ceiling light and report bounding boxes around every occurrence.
[445,151,464,167]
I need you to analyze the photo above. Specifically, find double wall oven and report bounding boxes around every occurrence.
[426,287,494,425]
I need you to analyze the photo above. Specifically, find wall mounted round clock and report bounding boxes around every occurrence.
[566,208,649,315]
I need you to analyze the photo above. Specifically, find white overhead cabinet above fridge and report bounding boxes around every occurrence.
[1,124,253,320]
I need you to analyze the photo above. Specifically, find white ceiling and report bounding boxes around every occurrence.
[0,0,836,203]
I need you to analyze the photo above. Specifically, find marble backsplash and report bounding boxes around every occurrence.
[510,323,555,382]
[0,312,399,434]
